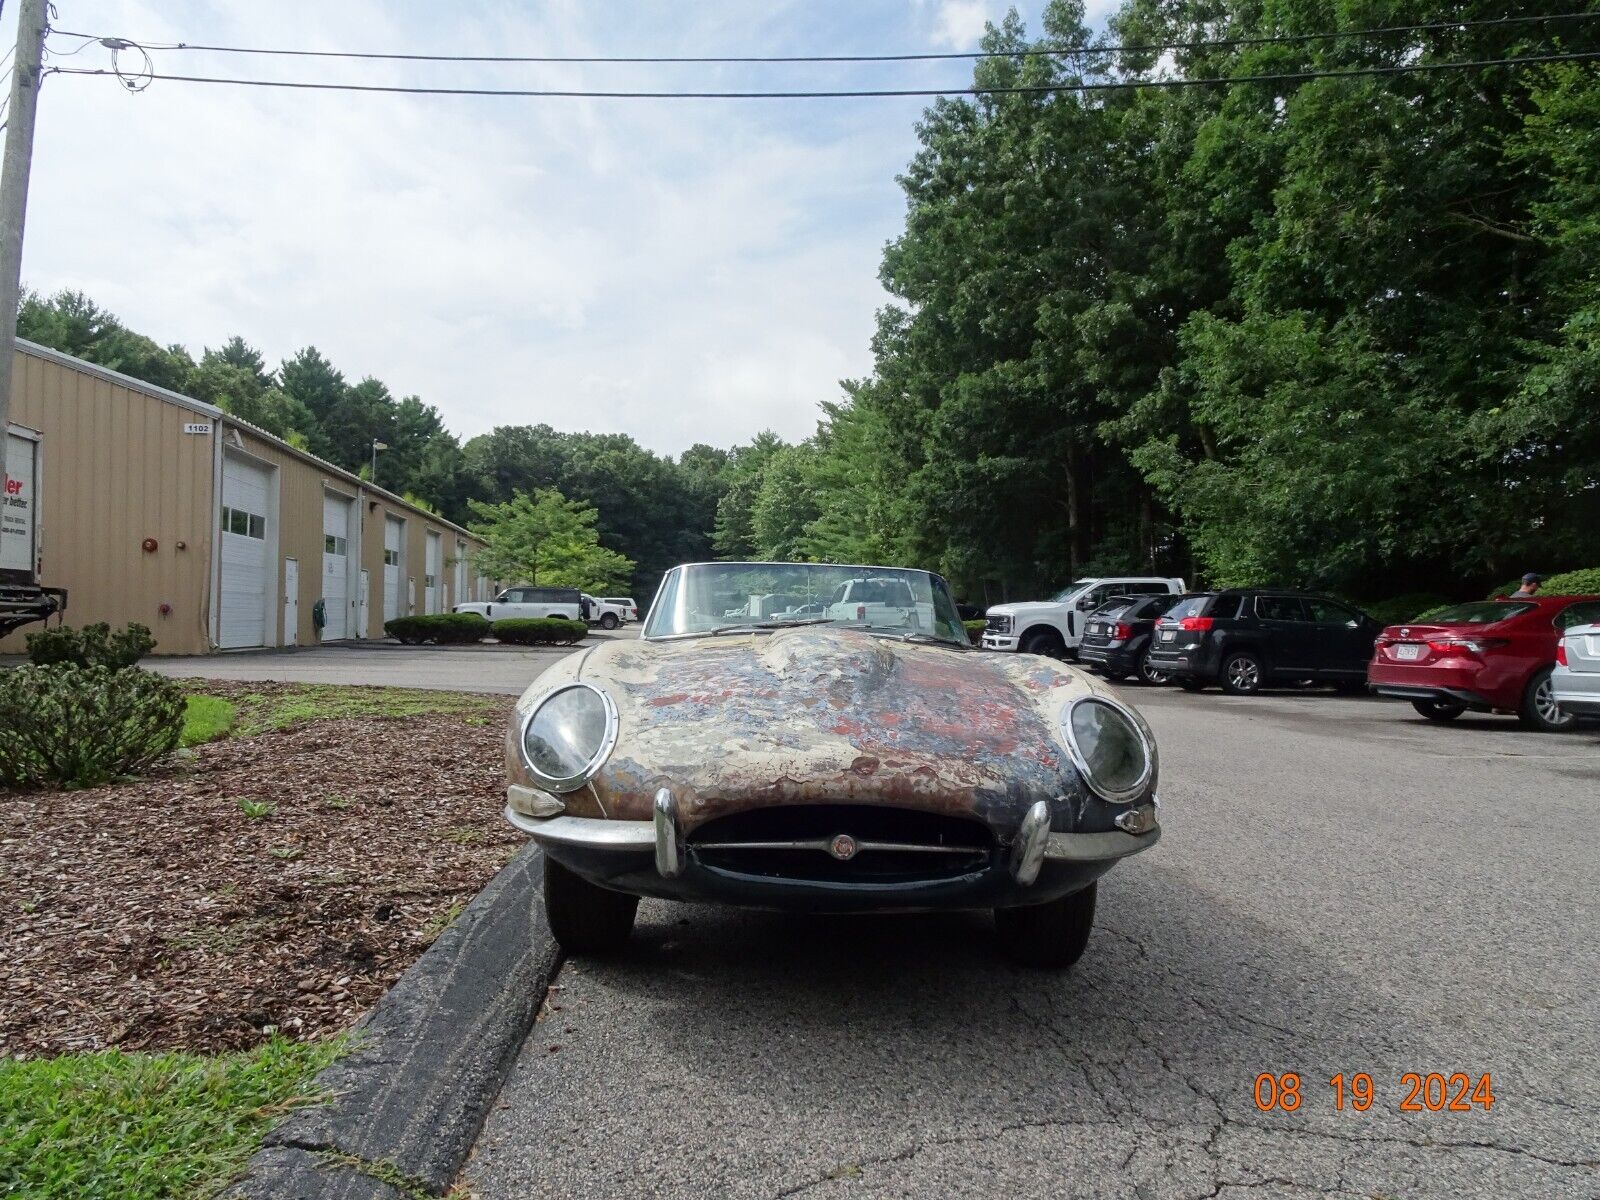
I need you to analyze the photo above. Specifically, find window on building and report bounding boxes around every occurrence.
[221,506,266,540]
[324,534,348,555]
[383,549,399,566]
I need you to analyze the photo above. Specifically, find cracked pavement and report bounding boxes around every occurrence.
[461,688,1600,1199]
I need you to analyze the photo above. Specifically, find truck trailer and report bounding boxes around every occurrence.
[1,424,66,639]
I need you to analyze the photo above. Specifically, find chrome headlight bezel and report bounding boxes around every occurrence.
[1060,694,1157,805]
[517,682,619,793]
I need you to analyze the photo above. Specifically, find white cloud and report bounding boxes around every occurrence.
[921,0,1002,50]
[17,1,943,455]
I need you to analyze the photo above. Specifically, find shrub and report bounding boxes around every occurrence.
[25,622,156,670]
[1357,594,1452,627]
[0,665,184,789]
[383,613,489,645]
[963,619,986,645]
[492,617,588,646]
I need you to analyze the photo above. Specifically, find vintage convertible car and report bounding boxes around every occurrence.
[503,561,1162,968]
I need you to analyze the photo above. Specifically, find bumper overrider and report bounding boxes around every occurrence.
[506,786,1160,913]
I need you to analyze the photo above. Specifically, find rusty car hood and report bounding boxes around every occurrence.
[511,626,1107,833]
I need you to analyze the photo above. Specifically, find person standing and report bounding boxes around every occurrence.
[1512,573,1543,598]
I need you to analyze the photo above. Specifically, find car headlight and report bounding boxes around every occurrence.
[1062,695,1156,804]
[519,683,618,792]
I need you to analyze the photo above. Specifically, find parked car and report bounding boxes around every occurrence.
[455,585,583,622]
[601,596,639,623]
[1553,611,1600,719]
[503,561,1163,969]
[583,595,629,630]
[982,576,1187,658]
[1368,596,1600,731]
[1079,593,1198,685]
[1146,590,1380,695]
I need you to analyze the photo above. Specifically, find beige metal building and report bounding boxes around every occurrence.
[0,339,491,656]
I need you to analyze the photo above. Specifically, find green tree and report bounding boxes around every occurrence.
[466,489,635,592]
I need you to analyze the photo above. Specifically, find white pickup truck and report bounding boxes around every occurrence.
[982,576,1186,657]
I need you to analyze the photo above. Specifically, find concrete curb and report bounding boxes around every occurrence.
[227,845,558,1199]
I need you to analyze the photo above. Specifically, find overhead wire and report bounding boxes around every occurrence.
[40,11,1600,66]
[42,51,1600,100]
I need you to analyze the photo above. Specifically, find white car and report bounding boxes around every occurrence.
[983,577,1187,658]
[455,586,584,622]
[601,596,639,623]
[1553,612,1600,719]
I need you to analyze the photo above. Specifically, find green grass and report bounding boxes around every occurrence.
[0,1036,343,1200]
[231,685,497,736]
[179,696,237,748]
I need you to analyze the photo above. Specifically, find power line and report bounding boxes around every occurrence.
[43,11,1600,67]
[44,51,1600,100]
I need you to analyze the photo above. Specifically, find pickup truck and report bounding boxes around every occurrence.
[583,594,629,630]
[1,425,67,639]
[982,576,1186,658]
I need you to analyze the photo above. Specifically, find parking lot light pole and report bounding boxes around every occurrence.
[370,439,388,485]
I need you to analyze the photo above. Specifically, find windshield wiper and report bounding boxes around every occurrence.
[708,617,836,636]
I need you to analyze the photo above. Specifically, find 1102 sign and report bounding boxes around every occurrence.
[1254,1072,1495,1113]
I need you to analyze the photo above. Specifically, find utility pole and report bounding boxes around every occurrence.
[0,0,51,486]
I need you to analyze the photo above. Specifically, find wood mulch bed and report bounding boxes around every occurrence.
[0,682,522,1058]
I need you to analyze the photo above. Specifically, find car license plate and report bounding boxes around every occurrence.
[1394,643,1423,661]
[1088,623,1101,635]
[1160,630,1176,642]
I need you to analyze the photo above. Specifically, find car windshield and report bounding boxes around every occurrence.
[1426,601,1535,626]
[1050,579,1096,603]
[645,562,969,645]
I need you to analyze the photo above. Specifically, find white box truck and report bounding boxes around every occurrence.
[1,424,67,639]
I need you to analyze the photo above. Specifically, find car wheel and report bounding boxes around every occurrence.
[1019,629,1066,658]
[994,882,1096,970]
[1219,651,1264,696]
[1098,668,1129,682]
[1411,698,1464,722]
[1137,654,1169,686]
[1518,667,1576,732]
[600,613,619,630]
[1177,678,1208,692]
[543,859,639,955]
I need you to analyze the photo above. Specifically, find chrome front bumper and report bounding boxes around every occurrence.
[506,789,1160,886]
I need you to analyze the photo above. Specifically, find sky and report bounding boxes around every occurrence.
[14,1,1116,457]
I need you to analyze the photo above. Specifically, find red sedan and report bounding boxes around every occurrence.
[1368,595,1600,731]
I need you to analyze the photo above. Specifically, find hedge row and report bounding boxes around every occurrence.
[382,613,588,646]
[491,618,588,646]
[963,619,986,645]
[384,613,490,645]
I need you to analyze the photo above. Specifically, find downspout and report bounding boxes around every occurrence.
[205,417,223,652]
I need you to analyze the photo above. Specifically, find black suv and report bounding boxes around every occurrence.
[1144,590,1381,695]
[1078,593,1195,684]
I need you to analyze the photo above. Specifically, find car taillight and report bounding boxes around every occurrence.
[1178,616,1214,632]
[1113,622,1133,640]
[1426,637,1507,657]
[1556,642,1567,666]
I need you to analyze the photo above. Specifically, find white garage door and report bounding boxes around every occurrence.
[322,493,351,640]
[424,530,442,614]
[219,455,271,648]
[383,515,404,621]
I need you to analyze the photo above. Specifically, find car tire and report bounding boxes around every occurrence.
[1518,667,1577,733]
[994,882,1096,970]
[1411,698,1465,722]
[600,613,619,630]
[1219,651,1264,696]
[1098,668,1129,682]
[1019,628,1066,658]
[1177,678,1207,692]
[1137,653,1169,686]
[543,859,639,955]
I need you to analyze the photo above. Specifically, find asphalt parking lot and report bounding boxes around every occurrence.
[138,627,640,694]
[462,686,1599,1199]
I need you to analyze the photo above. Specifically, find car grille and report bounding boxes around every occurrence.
[985,614,1012,634]
[688,805,994,884]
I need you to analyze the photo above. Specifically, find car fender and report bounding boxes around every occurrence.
[1018,618,1071,647]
